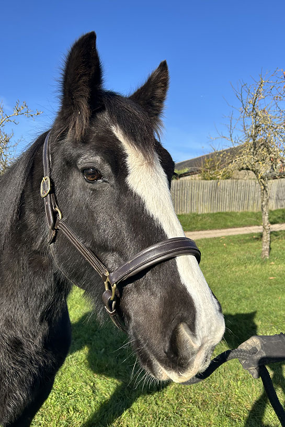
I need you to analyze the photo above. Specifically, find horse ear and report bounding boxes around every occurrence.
[56,31,103,140]
[129,61,169,128]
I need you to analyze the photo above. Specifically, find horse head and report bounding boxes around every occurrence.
[48,32,225,383]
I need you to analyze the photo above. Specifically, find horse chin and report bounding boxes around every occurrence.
[135,342,215,384]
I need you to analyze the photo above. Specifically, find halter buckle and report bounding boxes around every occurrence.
[40,176,51,198]
[104,272,117,301]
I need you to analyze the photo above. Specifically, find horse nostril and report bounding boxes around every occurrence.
[166,322,198,364]
[177,322,199,353]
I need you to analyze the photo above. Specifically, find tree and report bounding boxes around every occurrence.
[0,100,42,173]
[216,70,285,258]
[200,151,233,180]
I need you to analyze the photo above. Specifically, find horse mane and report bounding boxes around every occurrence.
[0,132,46,248]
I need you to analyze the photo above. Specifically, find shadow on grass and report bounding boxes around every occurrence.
[69,311,284,427]
[69,312,168,427]
[224,312,285,427]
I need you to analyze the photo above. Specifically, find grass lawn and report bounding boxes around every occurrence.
[178,208,285,231]
[32,230,285,427]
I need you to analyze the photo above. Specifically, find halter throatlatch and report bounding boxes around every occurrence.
[41,132,201,331]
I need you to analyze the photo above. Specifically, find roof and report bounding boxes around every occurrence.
[175,146,242,171]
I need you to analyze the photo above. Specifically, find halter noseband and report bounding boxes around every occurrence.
[40,132,201,331]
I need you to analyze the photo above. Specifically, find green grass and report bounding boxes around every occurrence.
[178,208,285,231]
[31,228,285,427]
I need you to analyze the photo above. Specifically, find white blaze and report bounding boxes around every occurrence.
[112,126,224,347]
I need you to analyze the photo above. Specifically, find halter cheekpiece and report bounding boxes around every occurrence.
[40,131,201,331]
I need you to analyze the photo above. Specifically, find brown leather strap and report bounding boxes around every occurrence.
[56,220,108,279]
[108,237,200,286]
[56,223,200,286]
[41,132,109,275]
[40,132,59,243]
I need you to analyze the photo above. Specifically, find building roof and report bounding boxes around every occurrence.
[175,146,242,172]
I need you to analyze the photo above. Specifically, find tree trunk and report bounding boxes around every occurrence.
[259,180,270,259]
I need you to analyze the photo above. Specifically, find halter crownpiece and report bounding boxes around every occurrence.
[41,131,201,331]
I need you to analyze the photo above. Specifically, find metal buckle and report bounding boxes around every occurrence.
[40,176,51,198]
[104,272,117,301]
[53,206,62,220]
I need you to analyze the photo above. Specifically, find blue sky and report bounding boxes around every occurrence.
[1,0,285,163]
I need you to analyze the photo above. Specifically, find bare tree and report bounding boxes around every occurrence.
[0,100,42,173]
[216,70,285,258]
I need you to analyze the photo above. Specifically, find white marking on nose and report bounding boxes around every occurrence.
[112,126,225,346]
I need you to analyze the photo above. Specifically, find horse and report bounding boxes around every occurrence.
[0,31,225,426]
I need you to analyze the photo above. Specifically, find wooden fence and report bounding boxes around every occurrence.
[171,179,285,214]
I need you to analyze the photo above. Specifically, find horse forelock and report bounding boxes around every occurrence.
[102,92,157,162]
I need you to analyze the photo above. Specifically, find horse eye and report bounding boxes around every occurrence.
[82,168,103,183]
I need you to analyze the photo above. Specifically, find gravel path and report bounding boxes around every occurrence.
[185,223,285,240]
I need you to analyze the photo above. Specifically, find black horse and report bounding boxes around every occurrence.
[0,32,225,426]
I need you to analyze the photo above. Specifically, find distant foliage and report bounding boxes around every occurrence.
[0,100,42,174]
[215,69,285,258]
[173,168,189,180]
[200,154,233,180]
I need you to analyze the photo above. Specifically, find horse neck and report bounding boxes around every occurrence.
[0,136,72,314]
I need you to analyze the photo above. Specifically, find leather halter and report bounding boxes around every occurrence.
[40,132,201,331]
